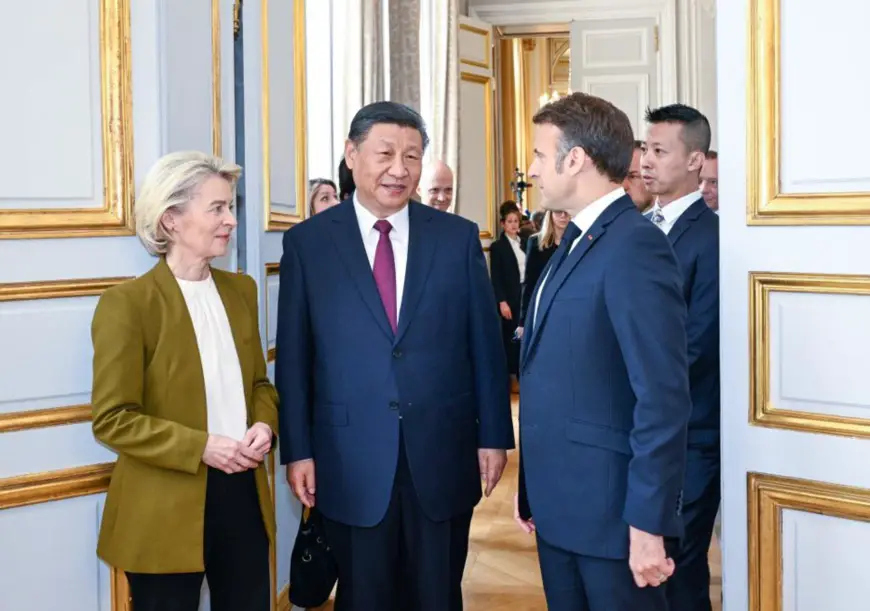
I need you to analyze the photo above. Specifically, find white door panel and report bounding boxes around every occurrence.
[720,0,870,609]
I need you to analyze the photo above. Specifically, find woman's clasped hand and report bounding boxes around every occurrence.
[202,422,273,474]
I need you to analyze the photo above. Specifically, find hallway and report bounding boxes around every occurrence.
[317,400,722,609]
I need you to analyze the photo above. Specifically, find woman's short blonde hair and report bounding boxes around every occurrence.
[135,151,242,256]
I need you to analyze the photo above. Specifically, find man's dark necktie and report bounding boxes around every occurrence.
[372,219,397,333]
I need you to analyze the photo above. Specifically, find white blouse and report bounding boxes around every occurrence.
[176,275,248,441]
[508,235,527,284]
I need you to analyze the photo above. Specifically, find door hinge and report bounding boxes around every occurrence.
[654,25,659,52]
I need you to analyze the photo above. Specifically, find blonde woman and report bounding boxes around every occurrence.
[308,178,340,216]
[90,151,278,611]
[518,209,571,334]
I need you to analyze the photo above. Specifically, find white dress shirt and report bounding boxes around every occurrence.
[507,234,527,284]
[650,189,702,235]
[176,275,248,441]
[353,194,410,320]
[533,187,626,327]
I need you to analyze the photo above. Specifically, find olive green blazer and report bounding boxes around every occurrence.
[91,258,279,573]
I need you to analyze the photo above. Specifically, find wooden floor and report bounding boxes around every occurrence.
[316,399,722,610]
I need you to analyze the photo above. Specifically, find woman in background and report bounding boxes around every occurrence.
[518,209,570,335]
[308,177,340,216]
[90,151,278,611]
[337,156,355,200]
[489,206,526,380]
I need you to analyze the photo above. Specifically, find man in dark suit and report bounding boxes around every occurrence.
[641,104,720,611]
[514,92,692,611]
[275,101,514,611]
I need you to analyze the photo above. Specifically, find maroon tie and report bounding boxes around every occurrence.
[372,220,397,333]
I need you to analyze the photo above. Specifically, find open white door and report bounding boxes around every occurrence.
[720,1,870,610]
[569,18,659,140]
[457,15,497,252]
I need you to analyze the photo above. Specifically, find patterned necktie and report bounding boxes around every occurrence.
[372,220,397,333]
[650,204,665,228]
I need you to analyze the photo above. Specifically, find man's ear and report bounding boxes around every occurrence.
[344,140,357,169]
[687,150,706,173]
[567,147,588,177]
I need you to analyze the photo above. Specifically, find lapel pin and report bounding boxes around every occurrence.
[587,234,593,240]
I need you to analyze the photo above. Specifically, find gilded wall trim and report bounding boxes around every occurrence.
[0,462,130,609]
[0,0,135,239]
[212,0,223,158]
[0,462,113,511]
[748,472,870,611]
[459,23,492,70]
[460,72,496,239]
[277,585,291,611]
[749,272,870,438]
[0,276,127,432]
[747,0,870,225]
[0,405,92,434]
[265,262,279,362]
[262,0,309,230]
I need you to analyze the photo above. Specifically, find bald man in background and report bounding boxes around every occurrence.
[419,160,455,212]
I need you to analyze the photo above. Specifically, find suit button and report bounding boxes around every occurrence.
[389,401,399,410]
[392,349,403,358]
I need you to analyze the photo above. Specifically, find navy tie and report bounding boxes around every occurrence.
[548,222,582,276]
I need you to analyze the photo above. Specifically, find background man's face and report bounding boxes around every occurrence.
[700,157,719,211]
[623,148,653,210]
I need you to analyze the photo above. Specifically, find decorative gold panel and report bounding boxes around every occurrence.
[746,0,870,225]
[749,272,870,438]
[262,0,309,230]
[748,472,870,611]
[459,23,491,69]
[212,0,223,158]
[460,72,496,240]
[0,463,130,609]
[0,276,129,432]
[0,0,134,239]
[265,262,280,362]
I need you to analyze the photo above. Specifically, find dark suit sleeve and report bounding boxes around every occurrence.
[489,240,508,303]
[687,228,719,370]
[90,288,208,475]
[241,275,279,436]
[604,226,691,538]
[520,237,539,325]
[466,225,515,450]
[275,230,314,464]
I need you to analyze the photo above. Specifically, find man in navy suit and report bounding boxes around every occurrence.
[642,104,720,611]
[275,101,514,611]
[514,92,692,611]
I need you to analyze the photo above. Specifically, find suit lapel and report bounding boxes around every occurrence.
[395,202,436,344]
[152,258,208,407]
[330,200,394,339]
[523,197,634,368]
[667,198,707,247]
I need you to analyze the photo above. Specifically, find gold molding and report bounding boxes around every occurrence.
[459,23,492,69]
[0,276,127,432]
[460,72,496,239]
[212,0,223,158]
[234,0,242,37]
[749,272,870,438]
[0,404,91,434]
[0,276,130,302]
[262,0,309,231]
[748,472,870,611]
[0,0,134,239]
[747,0,870,225]
[277,585,291,611]
[265,262,279,362]
[0,462,130,609]
[0,462,113,510]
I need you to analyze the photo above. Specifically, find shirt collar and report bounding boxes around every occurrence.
[654,189,702,225]
[571,187,626,234]
[353,192,410,240]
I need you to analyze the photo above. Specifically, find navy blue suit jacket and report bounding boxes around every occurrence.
[660,198,720,449]
[518,194,691,560]
[275,199,514,528]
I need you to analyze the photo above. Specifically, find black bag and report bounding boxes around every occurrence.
[288,507,338,608]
